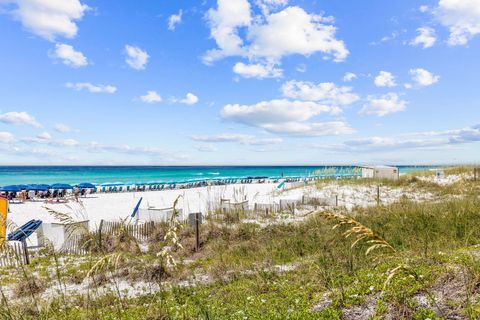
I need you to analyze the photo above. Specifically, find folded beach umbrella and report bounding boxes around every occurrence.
[0,185,22,192]
[8,219,42,242]
[50,183,73,189]
[78,182,96,189]
[130,197,143,218]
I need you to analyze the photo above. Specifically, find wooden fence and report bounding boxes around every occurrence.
[220,200,249,212]
[0,241,28,267]
[60,235,88,255]
[252,203,280,215]
[279,199,298,214]
[99,220,157,241]
[208,195,338,217]
[58,221,160,255]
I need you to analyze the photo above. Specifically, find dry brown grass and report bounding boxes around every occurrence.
[12,276,45,299]
[320,211,396,256]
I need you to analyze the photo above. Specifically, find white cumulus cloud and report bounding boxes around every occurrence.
[435,0,480,45]
[204,1,348,74]
[51,43,88,67]
[281,80,359,106]
[410,68,440,86]
[168,10,183,31]
[204,0,252,63]
[262,121,354,136]
[221,99,351,136]
[222,99,338,125]
[125,45,149,70]
[410,27,437,48]
[360,93,407,116]
[180,93,199,105]
[233,62,282,78]
[247,6,348,62]
[256,0,288,15]
[342,72,357,82]
[139,91,162,103]
[0,111,41,127]
[374,71,396,87]
[1,0,89,41]
[66,82,117,93]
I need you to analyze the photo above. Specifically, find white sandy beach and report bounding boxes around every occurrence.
[8,182,282,230]
[7,174,452,232]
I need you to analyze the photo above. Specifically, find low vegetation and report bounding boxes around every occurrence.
[0,168,479,319]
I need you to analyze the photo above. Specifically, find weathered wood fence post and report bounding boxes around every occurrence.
[188,213,202,252]
[376,185,380,205]
[21,239,30,265]
[195,212,200,252]
[98,219,104,249]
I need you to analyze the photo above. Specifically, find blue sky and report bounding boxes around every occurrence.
[0,0,479,165]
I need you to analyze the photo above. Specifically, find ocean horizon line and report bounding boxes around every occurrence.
[0,164,453,168]
[0,165,440,186]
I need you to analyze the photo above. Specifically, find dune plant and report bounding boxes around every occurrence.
[319,210,449,317]
[0,284,14,320]
[157,195,184,268]
[320,211,396,257]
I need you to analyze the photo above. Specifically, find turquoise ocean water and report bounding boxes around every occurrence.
[0,166,436,186]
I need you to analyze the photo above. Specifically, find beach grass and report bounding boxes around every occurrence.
[1,169,480,319]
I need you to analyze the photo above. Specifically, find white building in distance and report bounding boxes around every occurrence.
[360,166,399,181]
